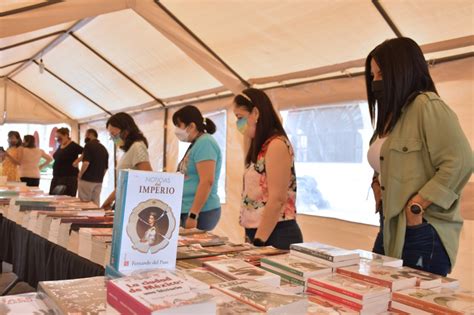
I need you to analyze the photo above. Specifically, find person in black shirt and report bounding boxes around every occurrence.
[49,127,83,196]
[77,129,109,206]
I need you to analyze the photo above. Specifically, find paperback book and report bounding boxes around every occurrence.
[210,288,262,314]
[290,242,359,263]
[110,170,184,274]
[0,293,52,314]
[354,249,403,267]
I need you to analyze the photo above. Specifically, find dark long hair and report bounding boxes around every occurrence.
[106,112,148,152]
[233,88,288,165]
[23,135,36,148]
[365,37,438,135]
[8,131,22,148]
[172,105,216,134]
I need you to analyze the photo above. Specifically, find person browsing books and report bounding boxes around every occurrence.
[50,127,83,196]
[365,38,472,276]
[233,88,303,250]
[0,131,23,181]
[102,112,152,209]
[173,105,222,231]
[19,135,53,187]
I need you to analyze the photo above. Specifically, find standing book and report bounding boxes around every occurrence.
[110,170,184,274]
[204,258,280,287]
[337,264,417,291]
[106,269,216,314]
[212,280,308,314]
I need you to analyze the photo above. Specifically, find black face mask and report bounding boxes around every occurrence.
[85,137,91,144]
[371,80,384,104]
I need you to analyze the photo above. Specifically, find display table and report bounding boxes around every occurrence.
[0,214,105,288]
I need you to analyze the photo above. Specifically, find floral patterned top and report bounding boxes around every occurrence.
[2,147,20,181]
[240,136,297,228]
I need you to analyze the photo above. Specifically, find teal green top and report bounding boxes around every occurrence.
[179,134,222,214]
[379,92,472,267]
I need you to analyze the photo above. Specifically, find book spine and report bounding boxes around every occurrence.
[291,245,334,262]
[307,277,363,300]
[336,268,391,289]
[260,266,305,286]
[260,258,303,277]
[392,292,462,315]
[306,287,362,311]
[106,281,151,315]
[110,170,128,269]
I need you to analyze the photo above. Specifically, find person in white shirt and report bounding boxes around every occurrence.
[19,135,53,187]
[101,112,152,209]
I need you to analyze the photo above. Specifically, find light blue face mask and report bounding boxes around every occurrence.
[111,134,123,147]
[236,117,248,134]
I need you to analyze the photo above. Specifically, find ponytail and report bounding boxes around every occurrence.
[172,105,217,134]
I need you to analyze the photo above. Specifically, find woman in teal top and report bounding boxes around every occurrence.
[173,105,222,231]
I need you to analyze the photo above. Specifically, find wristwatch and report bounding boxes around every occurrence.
[188,212,198,220]
[253,238,266,247]
[410,202,424,215]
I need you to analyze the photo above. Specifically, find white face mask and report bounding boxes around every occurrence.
[174,127,190,142]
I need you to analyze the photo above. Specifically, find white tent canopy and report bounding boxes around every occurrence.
[0,0,472,123]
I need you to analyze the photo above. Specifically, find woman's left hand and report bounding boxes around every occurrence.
[185,217,197,229]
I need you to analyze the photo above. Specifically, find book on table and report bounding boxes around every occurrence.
[210,288,262,314]
[354,249,403,267]
[0,293,52,314]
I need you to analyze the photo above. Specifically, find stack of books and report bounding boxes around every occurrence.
[260,253,331,288]
[225,246,287,266]
[177,243,253,260]
[78,227,113,263]
[337,264,417,291]
[212,279,308,314]
[391,287,474,314]
[354,249,403,267]
[204,259,281,287]
[306,294,358,314]
[178,231,228,247]
[38,276,110,314]
[107,269,216,314]
[399,267,442,289]
[290,242,360,269]
[0,293,52,314]
[306,273,391,314]
[210,288,263,314]
[178,267,229,286]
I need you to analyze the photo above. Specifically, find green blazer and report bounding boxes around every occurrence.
[379,92,472,266]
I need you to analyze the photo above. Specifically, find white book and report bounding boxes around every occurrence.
[210,289,262,314]
[110,170,184,274]
[290,242,359,262]
[261,253,332,279]
[0,293,52,314]
[204,259,281,287]
[354,249,403,267]
[290,249,360,268]
[390,301,432,315]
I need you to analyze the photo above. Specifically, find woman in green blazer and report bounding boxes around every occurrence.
[365,37,472,276]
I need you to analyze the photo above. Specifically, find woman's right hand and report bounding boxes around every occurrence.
[371,177,382,213]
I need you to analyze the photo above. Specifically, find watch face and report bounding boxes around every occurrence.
[410,204,422,214]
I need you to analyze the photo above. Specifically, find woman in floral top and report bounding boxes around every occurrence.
[233,88,303,250]
[1,131,23,181]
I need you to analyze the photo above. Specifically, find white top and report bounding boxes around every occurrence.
[19,148,44,178]
[117,141,150,171]
[367,136,387,175]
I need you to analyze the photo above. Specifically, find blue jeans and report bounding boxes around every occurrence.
[245,220,303,250]
[180,207,221,231]
[372,210,385,254]
[403,222,451,276]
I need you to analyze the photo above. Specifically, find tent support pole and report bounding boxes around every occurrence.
[372,0,403,38]
[162,107,169,171]
[32,60,112,115]
[70,33,166,108]
[0,31,66,51]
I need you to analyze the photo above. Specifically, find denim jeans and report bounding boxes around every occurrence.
[180,207,221,231]
[402,222,451,276]
[245,220,303,250]
[372,210,385,254]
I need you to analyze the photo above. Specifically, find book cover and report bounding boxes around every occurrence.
[337,264,417,291]
[177,245,218,260]
[0,293,53,314]
[38,276,107,314]
[178,232,227,247]
[396,267,442,289]
[307,273,390,301]
[290,242,359,262]
[210,288,262,314]
[441,276,460,289]
[110,170,184,274]
[306,294,358,314]
[176,255,229,270]
[290,250,360,268]
[179,227,206,236]
[354,249,403,267]
[261,253,332,278]
[392,288,474,315]
[180,268,229,286]
[212,279,307,314]
[204,259,280,287]
[106,269,215,314]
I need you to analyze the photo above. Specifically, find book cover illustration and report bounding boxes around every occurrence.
[210,289,262,314]
[205,259,279,285]
[126,199,176,254]
[354,249,403,267]
[306,295,358,315]
[262,254,331,276]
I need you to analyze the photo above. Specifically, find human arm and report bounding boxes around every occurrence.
[101,190,115,210]
[39,150,53,170]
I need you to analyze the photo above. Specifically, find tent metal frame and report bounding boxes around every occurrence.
[0,0,63,18]
[372,0,403,38]
[0,30,67,52]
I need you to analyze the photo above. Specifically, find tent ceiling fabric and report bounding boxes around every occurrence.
[0,0,472,123]
[75,9,223,99]
[41,36,154,112]
[161,0,395,80]
[0,0,47,13]
[14,64,103,118]
[379,0,474,44]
